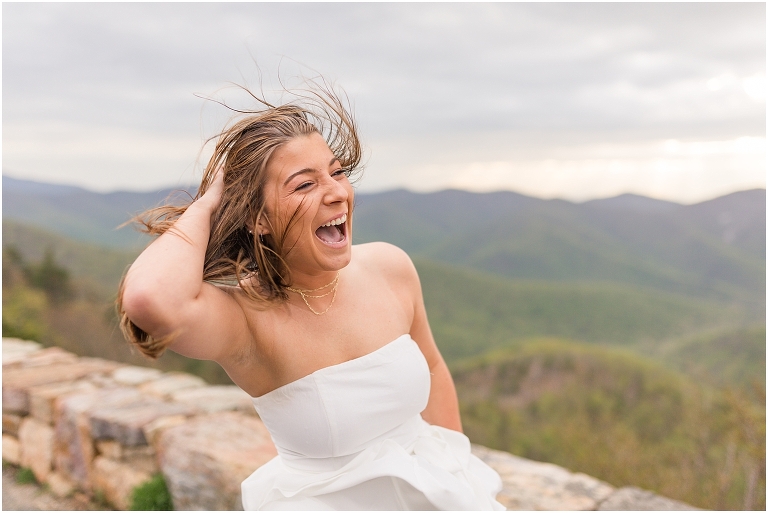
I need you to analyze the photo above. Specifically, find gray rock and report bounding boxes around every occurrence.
[3,413,23,436]
[29,381,97,425]
[2,338,42,351]
[3,434,21,465]
[3,360,120,415]
[567,472,617,504]
[95,439,123,460]
[53,387,144,489]
[139,372,206,398]
[156,411,277,511]
[171,385,254,414]
[96,440,159,475]
[46,471,77,498]
[85,373,119,389]
[19,417,55,483]
[2,338,42,366]
[472,444,614,510]
[91,456,151,510]
[598,486,701,510]
[2,464,109,511]
[143,414,188,447]
[112,366,163,386]
[89,400,196,446]
[17,347,79,368]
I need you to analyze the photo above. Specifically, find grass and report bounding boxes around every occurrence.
[93,489,111,508]
[130,474,173,511]
[15,466,37,485]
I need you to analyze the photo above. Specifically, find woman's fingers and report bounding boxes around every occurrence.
[202,165,226,210]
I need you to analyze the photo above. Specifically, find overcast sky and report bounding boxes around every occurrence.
[3,2,765,202]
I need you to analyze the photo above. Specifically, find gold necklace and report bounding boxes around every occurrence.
[286,272,340,315]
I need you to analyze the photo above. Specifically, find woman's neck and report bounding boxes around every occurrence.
[288,269,341,292]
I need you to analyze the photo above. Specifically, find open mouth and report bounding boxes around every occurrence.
[315,213,348,245]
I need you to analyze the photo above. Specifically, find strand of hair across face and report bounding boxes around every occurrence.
[286,272,340,315]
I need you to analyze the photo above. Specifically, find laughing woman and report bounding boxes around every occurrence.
[117,84,504,511]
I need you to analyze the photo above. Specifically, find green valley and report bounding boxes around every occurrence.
[415,258,749,363]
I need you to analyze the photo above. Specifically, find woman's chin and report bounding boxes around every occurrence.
[320,243,352,270]
[297,235,353,271]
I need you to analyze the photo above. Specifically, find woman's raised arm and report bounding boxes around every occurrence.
[120,171,251,361]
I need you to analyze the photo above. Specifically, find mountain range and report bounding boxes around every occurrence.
[4,174,764,311]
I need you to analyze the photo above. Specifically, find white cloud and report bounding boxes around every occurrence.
[742,74,767,102]
[367,137,766,203]
[2,122,204,191]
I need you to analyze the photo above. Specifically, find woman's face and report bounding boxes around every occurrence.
[258,132,354,276]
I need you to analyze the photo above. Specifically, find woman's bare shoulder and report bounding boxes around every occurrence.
[352,242,417,282]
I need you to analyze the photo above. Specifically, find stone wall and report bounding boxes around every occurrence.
[2,338,698,510]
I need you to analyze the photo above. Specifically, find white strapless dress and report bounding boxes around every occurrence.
[241,334,504,510]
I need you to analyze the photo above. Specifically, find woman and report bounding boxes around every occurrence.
[118,83,504,510]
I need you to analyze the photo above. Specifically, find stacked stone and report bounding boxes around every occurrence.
[472,437,698,510]
[2,338,274,510]
[2,338,699,511]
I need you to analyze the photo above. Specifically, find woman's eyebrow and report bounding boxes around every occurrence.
[282,157,340,186]
[283,168,314,186]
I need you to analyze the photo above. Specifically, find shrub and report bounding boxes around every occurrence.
[130,473,173,511]
[15,467,37,484]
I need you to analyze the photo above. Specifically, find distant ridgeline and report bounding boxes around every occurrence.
[2,174,765,510]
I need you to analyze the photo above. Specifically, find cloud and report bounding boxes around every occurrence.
[3,121,203,191]
[442,137,766,203]
[2,3,765,199]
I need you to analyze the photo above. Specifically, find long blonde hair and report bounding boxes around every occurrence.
[117,82,363,359]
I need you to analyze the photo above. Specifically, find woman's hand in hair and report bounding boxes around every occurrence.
[199,166,225,212]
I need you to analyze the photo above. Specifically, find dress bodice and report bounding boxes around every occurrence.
[242,334,504,510]
[251,334,431,469]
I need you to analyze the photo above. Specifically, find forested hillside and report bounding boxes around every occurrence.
[2,221,232,384]
[416,258,748,361]
[454,340,765,510]
[2,176,192,249]
[354,188,765,313]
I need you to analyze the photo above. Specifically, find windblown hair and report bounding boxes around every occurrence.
[117,81,363,359]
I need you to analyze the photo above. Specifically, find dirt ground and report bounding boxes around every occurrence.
[2,465,112,511]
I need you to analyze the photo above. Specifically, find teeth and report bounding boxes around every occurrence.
[321,213,347,227]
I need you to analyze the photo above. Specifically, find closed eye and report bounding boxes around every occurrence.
[333,168,350,178]
[294,181,313,191]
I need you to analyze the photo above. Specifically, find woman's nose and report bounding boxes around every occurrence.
[323,175,349,204]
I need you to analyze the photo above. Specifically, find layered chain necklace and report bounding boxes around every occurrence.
[286,272,340,315]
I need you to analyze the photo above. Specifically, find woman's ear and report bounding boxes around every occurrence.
[255,214,271,236]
